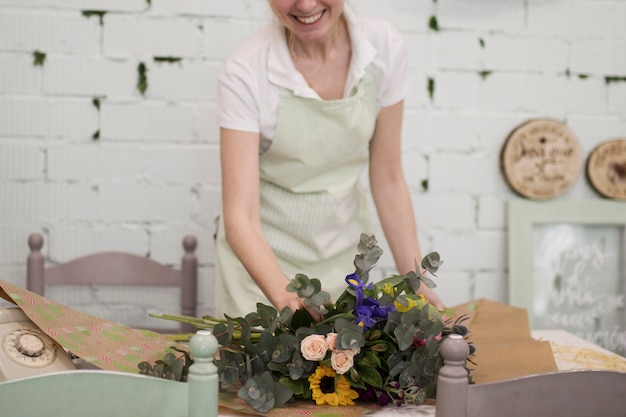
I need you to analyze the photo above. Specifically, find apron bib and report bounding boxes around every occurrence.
[215,70,378,318]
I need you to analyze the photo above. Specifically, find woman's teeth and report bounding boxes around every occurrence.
[296,12,323,24]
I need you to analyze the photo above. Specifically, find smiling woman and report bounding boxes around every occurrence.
[214,0,445,320]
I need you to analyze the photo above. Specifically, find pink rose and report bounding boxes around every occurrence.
[331,350,356,375]
[325,333,338,351]
[300,335,328,361]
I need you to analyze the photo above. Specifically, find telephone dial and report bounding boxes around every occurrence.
[0,307,75,382]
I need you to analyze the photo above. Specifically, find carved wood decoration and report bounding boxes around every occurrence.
[500,118,583,200]
[586,138,626,201]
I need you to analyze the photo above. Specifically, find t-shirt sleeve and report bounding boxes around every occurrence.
[375,24,409,108]
[217,57,261,133]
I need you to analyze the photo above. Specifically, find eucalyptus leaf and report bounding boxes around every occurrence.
[421,252,442,273]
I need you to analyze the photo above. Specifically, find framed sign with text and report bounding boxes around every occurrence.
[509,199,626,356]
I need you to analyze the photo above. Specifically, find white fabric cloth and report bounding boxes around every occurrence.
[217,5,409,152]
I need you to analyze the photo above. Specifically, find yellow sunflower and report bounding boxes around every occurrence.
[308,365,359,406]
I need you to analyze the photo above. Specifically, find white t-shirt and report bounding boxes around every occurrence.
[217,5,409,152]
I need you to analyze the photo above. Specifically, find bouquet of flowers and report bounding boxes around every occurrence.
[149,234,473,412]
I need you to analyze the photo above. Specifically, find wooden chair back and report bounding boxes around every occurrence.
[436,334,626,417]
[0,330,219,417]
[26,233,198,333]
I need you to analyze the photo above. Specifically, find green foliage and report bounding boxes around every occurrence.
[137,62,148,95]
[33,51,46,66]
[479,70,492,80]
[81,10,106,25]
[428,16,439,31]
[479,38,485,48]
[138,348,193,382]
[154,56,183,64]
[427,78,435,100]
[421,179,429,192]
[92,130,100,141]
[148,234,474,412]
[605,76,626,84]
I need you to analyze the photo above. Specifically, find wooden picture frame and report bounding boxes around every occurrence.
[508,199,626,355]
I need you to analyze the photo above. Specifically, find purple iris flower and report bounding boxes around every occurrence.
[345,274,396,329]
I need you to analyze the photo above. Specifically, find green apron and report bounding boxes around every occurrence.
[215,70,378,318]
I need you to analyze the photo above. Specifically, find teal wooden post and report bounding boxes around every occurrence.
[188,330,219,417]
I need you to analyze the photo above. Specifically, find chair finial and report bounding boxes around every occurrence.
[28,233,44,252]
[183,235,197,253]
[188,330,219,417]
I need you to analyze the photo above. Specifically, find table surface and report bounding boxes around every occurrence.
[218,329,626,417]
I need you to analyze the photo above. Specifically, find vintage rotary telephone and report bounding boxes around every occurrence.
[0,307,75,381]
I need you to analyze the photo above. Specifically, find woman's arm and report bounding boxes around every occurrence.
[220,127,318,317]
[368,101,445,311]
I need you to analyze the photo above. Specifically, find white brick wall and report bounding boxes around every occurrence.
[1,0,625,322]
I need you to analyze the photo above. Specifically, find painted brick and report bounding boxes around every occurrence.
[0,140,44,180]
[527,0,571,36]
[43,56,136,97]
[571,40,626,75]
[97,184,193,222]
[353,0,433,32]
[404,70,432,110]
[103,15,203,59]
[430,32,483,71]
[477,195,507,229]
[401,149,428,191]
[0,0,146,11]
[0,10,101,54]
[432,230,507,272]
[195,103,220,144]
[438,0,525,32]
[433,72,481,111]
[194,186,222,239]
[147,60,219,101]
[0,98,98,138]
[434,271,474,307]
[412,193,476,230]
[566,77,608,114]
[0,225,39,263]
[151,0,247,17]
[0,53,41,94]
[200,19,263,60]
[429,153,507,194]
[482,36,568,73]
[608,82,626,115]
[474,271,507,303]
[476,73,569,114]
[47,143,145,182]
[0,183,100,223]
[150,228,205,265]
[568,115,626,151]
[142,145,219,184]
[47,227,149,262]
[100,101,194,142]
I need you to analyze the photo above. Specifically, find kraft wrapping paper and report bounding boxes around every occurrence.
[450,298,558,383]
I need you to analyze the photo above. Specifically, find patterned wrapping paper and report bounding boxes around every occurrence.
[0,280,186,372]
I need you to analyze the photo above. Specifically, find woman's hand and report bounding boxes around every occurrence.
[272,291,324,322]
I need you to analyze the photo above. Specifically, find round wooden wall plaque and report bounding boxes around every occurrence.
[500,118,583,200]
[586,138,626,201]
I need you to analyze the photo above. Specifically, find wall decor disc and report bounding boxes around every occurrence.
[500,118,583,200]
[586,138,626,201]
